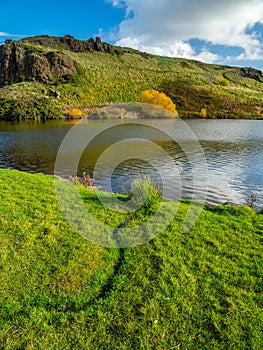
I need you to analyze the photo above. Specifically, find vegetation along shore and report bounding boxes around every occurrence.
[0,35,263,120]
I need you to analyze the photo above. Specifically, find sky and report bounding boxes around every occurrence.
[1,0,263,70]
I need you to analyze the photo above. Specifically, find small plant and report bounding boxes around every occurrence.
[246,193,257,209]
[70,172,95,189]
[200,107,207,118]
[130,177,161,215]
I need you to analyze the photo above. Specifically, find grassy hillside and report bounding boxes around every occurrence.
[0,36,263,119]
[0,168,262,349]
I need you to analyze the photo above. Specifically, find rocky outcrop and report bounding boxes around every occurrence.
[60,35,121,54]
[240,67,263,82]
[0,40,77,87]
[0,35,124,87]
[20,35,121,54]
[46,51,76,78]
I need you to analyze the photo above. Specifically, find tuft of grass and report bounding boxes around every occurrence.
[129,176,161,215]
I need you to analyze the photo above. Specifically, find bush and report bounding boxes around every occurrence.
[130,177,161,215]
[141,89,178,115]
[65,108,83,118]
[217,77,229,86]
[0,97,62,120]
[89,109,111,120]
[0,98,28,120]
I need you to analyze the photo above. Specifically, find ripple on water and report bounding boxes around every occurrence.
[0,119,262,208]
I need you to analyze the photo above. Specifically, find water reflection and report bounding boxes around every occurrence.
[0,119,262,208]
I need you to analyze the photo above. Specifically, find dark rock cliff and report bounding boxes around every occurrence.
[240,67,263,82]
[0,40,77,87]
[0,35,121,87]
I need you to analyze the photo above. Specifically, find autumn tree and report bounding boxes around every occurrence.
[141,89,178,116]
[65,108,83,118]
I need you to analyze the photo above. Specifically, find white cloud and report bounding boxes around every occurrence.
[108,0,263,65]
[196,50,220,64]
[117,36,220,63]
[117,37,195,57]
[0,32,11,36]
[0,32,25,46]
[0,32,23,38]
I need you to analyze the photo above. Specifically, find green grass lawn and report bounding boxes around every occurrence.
[0,169,262,349]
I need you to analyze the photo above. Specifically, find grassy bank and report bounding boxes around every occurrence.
[0,168,262,349]
[0,36,263,120]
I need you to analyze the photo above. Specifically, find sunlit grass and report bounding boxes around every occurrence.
[0,169,262,349]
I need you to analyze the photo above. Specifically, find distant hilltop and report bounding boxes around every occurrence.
[0,35,262,120]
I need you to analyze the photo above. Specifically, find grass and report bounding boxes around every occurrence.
[0,37,263,119]
[0,168,262,349]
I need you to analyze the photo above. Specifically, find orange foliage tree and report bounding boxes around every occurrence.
[141,89,178,115]
[65,108,83,118]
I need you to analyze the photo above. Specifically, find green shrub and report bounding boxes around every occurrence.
[130,177,161,215]
[217,77,229,86]
[89,109,111,120]
[0,97,62,120]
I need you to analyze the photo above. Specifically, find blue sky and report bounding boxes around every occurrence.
[1,0,263,70]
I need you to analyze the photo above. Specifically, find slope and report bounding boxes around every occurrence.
[0,35,262,119]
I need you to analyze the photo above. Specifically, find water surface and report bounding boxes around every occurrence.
[0,119,262,208]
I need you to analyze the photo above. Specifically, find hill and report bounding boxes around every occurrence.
[0,35,263,119]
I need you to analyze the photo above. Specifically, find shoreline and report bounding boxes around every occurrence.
[3,168,261,212]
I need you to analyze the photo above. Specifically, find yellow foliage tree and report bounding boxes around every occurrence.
[141,89,178,116]
[66,108,83,118]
